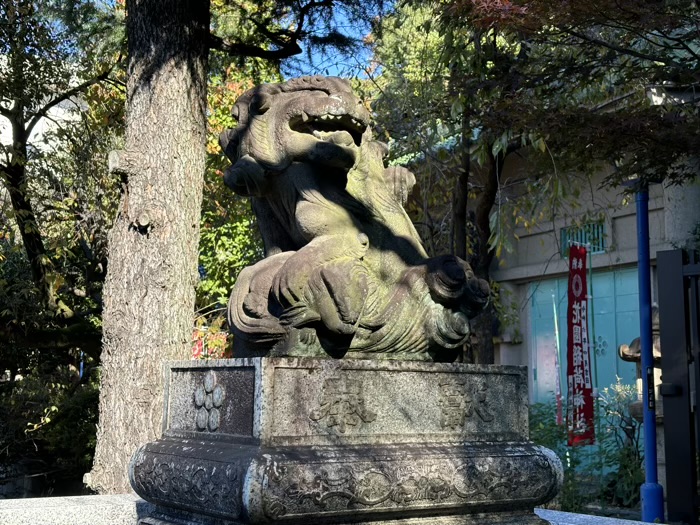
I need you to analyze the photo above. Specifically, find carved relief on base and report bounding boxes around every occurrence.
[308,375,377,433]
[260,450,559,521]
[129,446,241,519]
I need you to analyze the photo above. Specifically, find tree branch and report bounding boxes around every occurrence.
[208,33,302,60]
[209,0,334,60]
[3,161,53,305]
[596,17,700,60]
[26,67,114,138]
[564,28,686,69]
[292,0,334,39]
[654,28,700,61]
[248,18,295,47]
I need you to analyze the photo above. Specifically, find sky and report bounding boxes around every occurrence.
[281,3,384,79]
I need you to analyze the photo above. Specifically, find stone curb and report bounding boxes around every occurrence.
[0,494,652,525]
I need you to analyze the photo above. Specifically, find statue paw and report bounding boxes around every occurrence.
[432,309,471,349]
[425,256,490,317]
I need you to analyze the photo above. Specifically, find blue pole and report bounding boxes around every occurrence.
[636,188,664,522]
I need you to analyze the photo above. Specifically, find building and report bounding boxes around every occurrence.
[491,166,700,402]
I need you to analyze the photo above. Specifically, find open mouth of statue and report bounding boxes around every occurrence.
[289,112,366,147]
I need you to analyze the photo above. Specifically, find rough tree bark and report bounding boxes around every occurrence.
[4,143,49,300]
[452,111,470,261]
[463,150,505,366]
[88,0,209,493]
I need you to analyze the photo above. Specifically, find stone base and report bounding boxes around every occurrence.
[131,439,559,523]
[130,358,562,525]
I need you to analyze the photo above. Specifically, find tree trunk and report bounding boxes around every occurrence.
[453,112,470,261]
[467,303,496,364]
[5,161,50,303]
[467,152,502,365]
[88,0,209,494]
[3,96,52,306]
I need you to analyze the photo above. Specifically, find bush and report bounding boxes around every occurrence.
[529,379,643,512]
[0,353,99,496]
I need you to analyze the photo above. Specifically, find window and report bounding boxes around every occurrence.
[560,222,606,257]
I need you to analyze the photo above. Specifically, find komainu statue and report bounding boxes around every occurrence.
[220,76,489,360]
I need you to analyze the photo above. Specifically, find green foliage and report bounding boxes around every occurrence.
[0,0,123,495]
[443,0,700,187]
[0,355,99,493]
[0,108,112,484]
[198,199,262,308]
[1,0,124,334]
[367,2,578,267]
[489,280,521,342]
[529,401,595,512]
[0,84,123,341]
[205,0,388,78]
[597,380,644,508]
[0,0,123,129]
[529,379,643,512]
[362,3,459,255]
[0,235,40,327]
[196,57,274,311]
[191,314,231,359]
[369,0,699,271]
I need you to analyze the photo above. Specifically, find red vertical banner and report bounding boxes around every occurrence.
[566,245,595,446]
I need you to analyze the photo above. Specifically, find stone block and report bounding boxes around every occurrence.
[130,358,562,524]
[161,358,529,446]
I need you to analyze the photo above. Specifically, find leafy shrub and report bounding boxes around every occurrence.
[192,314,231,359]
[529,379,643,512]
[0,354,99,496]
[597,380,644,507]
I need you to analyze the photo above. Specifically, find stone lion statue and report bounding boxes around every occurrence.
[219,76,489,360]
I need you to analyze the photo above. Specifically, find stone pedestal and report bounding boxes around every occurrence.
[130,358,562,524]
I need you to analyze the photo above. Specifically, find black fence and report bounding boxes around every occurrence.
[659,249,700,524]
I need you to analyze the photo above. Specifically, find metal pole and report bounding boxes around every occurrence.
[636,187,664,522]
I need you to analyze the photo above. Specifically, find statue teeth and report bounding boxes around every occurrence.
[301,111,310,123]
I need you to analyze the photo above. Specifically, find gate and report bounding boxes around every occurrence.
[658,249,700,524]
